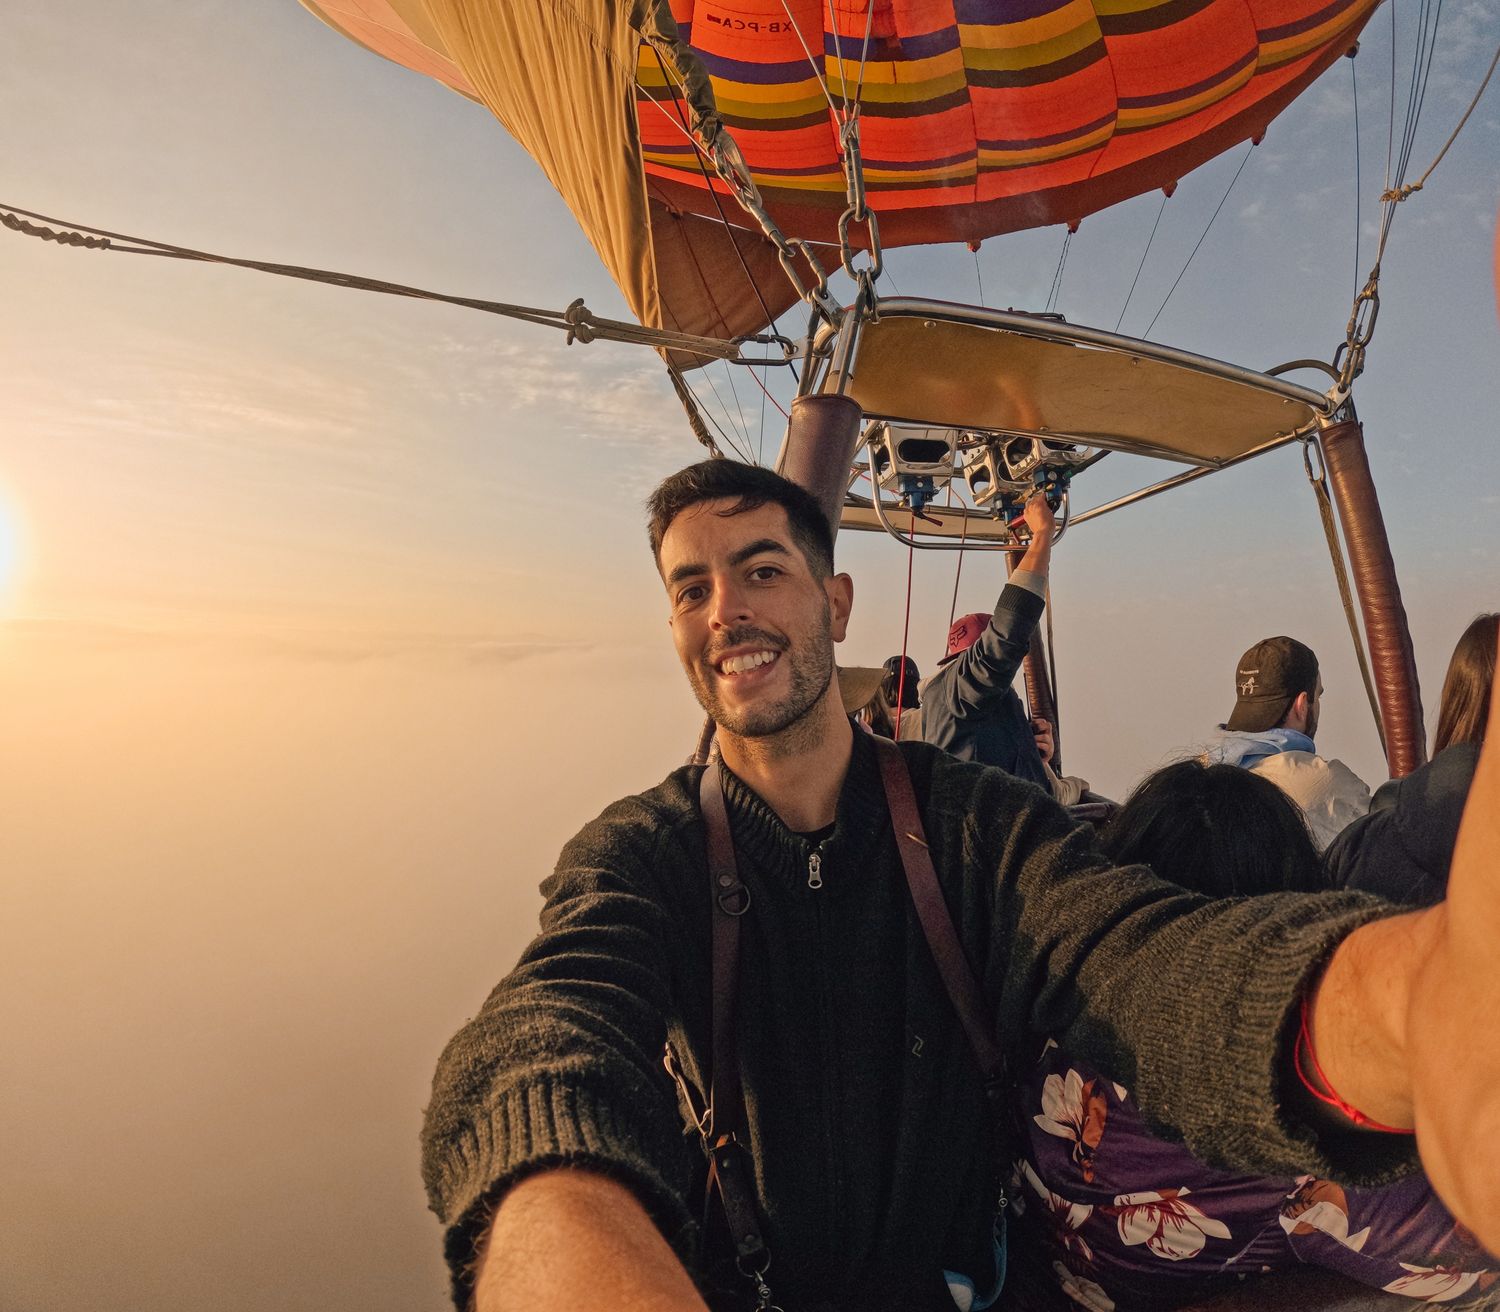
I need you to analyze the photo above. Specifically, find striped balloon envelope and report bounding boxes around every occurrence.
[638,0,1378,247]
[304,0,1378,348]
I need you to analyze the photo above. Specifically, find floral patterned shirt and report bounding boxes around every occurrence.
[1009,1041,1498,1310]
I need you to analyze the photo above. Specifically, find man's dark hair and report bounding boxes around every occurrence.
[646,460,835,577]
[1101,759,1325,898]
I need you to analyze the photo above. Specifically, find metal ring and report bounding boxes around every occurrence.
[717,884,752,916]
[837,206,883,282]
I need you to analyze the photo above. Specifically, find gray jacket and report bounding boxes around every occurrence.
[920,577,1049,789]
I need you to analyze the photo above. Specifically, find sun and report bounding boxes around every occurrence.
[0,484,25,610]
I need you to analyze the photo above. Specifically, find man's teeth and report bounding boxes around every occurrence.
[720,650,777,675]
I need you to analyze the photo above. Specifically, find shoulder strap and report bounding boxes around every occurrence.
[699,760,750,1140]
[870,736,1008,1098]
[695,761,769,1275]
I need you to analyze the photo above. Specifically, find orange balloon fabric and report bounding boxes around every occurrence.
[637,0,1380,249]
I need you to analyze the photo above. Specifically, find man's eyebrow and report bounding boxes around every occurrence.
[665,560,707,588]
[729,539,792,567]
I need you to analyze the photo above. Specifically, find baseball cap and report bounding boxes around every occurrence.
[1225,636,1319,733]
[941,613,989,664]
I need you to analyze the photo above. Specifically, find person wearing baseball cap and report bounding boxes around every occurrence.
[1204,636,1371,849]
[917,492,1056,789]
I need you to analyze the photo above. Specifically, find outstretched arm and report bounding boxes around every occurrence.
[945,494,1056,710]
[1307,633,1500,1248]
[421,797,703,1308]
[474,1172,708,1312]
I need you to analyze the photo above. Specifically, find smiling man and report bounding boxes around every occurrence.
[420,460,1500,1312]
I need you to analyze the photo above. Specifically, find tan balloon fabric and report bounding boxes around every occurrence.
[300,0,478,102]
[300,0,798,348]
[417,0,663,332]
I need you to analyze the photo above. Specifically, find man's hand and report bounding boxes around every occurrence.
[1022,490,1056,542]
[474,1170,708,1312]
[1032,716,1055,765]
[1016,491,1056,576]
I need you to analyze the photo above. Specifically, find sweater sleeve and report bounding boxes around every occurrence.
[420,793,700,1307]
[944,584,1044,716]
[960,766,1419,1186]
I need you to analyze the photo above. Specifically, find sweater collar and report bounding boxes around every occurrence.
[719,722,888,887]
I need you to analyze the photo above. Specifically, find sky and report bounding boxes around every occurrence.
[1,3,1497,1310]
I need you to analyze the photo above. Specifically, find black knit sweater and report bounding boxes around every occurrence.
[421,729,1412,1310]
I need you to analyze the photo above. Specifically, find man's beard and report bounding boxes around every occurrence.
[689,608,835,740]
[1303,700,1319,741]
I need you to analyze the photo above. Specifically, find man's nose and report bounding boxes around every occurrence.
[708,575,753,629]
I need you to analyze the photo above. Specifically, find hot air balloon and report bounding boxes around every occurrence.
[300,0,1379,344]
[297,0,1437,780]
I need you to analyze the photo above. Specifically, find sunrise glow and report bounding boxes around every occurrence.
[0,484,24,610]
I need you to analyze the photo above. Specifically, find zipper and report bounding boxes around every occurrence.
[806,845,824,890]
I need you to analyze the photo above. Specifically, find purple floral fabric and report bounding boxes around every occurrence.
[1008,1041,1498,1310]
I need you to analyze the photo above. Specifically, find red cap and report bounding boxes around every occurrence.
[943,612,989,663]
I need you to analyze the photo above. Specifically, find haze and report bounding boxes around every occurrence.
[2,4,1497,1310]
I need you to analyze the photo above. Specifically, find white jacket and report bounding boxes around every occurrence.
[1250,751,1372,850]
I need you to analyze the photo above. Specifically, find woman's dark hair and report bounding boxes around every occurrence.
[645,460,835,578]
[881,656,921,709]
[1101,759,1325,897]
[1433,613,1498,754]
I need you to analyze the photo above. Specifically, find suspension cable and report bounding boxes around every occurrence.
[1331,26,1497,399]
[0,203,786,365]
[947,510,970,630]
[1114,191,1168,333]
[667,362,725,458]
[1044,229,1072,314]
[894,509,917,742]
[1142,143,1253,339]
[1351,56,1363,300]
[644,47,784,336]
[1383,39,1499,207]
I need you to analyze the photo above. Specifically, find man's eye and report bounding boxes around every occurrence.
[750,565,781,582]
[677,585,707,606]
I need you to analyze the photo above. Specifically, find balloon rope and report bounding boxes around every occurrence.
[0,204,752,363]
[1382,41,1500,209]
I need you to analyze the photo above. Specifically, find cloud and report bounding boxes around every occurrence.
[408,333,687,452]
[1,615,596,668]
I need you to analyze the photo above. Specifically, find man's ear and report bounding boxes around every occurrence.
[1286,690,1310,731]
[826,571,854,642]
